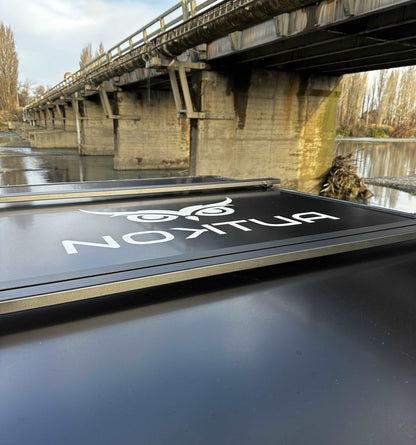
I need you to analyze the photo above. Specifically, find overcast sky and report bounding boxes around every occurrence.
[0,0,174,88]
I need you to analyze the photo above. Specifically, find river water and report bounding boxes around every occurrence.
[335,138,416,213]
[1,133,415,213]
[0,133,185,187]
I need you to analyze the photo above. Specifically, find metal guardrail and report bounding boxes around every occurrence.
[26,0,224,109]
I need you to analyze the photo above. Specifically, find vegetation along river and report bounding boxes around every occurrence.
[1,132,415,213]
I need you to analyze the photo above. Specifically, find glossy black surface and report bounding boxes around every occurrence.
[0,175,229,195]
[1,241,416,445]
[1,187,415,304]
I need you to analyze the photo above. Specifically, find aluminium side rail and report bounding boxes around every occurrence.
[0,177,278,203]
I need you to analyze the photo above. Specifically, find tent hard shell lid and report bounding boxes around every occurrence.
[1,176,415,314]
[1,177,416,445]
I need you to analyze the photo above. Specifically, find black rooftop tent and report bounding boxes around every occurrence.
[1,176,415,314]
[1,177,416,445]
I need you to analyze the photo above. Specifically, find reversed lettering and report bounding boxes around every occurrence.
[213,220,252,232]
[292,212,340,223]
[249,217,302,227]
[62,235,120,255]
[122,231,174,244]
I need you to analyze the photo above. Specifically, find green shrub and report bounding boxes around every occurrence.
[336,126,353,137]
[365,127,389,138]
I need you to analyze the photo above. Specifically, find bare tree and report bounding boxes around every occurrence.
[18,79,34,107]
[394,66,416,130]
[79,42,105,69]
[337,66,416,136]
[95,42,105,58]
[0,22,19,112]
[79,43,93,69]
[378,70,399,126]
[337,72,368,128]
[33,85,46,98]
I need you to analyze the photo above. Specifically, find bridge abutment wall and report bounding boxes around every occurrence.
[113,90,190,170]
[191,69,341,192]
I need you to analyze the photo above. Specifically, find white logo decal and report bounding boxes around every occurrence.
[79,197,234,223]
[63,203,341,255]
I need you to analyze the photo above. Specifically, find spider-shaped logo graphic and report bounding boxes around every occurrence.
[80,197,234,222]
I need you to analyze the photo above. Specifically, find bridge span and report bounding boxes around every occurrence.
[23,0,416,191]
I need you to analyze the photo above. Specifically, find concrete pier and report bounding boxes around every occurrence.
[81,97,114,155]
[63,102,77,133]
[190,69,340,192]
[114,90,190,170]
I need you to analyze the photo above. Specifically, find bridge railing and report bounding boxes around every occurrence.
[27,0,224,108]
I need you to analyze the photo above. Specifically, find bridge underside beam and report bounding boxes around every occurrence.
[207,0,416,75]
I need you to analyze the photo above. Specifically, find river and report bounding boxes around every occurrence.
[0,132,185,186]
[335,137,416,213]
[1,132,415,213]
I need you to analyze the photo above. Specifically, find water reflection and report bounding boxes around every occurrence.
[336,138,416,213]
[0,145,187,187]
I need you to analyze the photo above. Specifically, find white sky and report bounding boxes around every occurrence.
[0,0,174,88]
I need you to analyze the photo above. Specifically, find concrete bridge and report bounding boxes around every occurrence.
[23,0,416,191]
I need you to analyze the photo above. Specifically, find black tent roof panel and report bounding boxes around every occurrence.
[1,178,415,314]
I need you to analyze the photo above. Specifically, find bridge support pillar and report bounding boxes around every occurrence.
[190,69,341,193]
[63,101,77,133]
[113,90,189,170]
[38,109,47,128]
[80,97,114,155]
[45,107,54,129]
[53,104,64,130]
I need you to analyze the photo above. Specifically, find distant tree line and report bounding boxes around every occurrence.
[0,22,18,118]
[337,66,416,138]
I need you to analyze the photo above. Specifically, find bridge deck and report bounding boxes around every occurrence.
[24,0,416,112]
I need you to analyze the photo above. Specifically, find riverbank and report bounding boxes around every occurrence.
[336,125,416,139]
